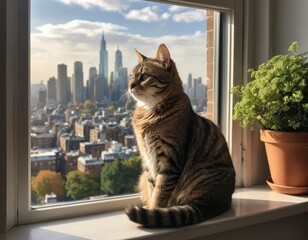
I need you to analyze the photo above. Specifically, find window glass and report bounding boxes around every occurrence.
[30,0,214,207]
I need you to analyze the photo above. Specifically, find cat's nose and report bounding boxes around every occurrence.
[129,82,136,89]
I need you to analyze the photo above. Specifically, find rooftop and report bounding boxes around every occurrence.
[31,150,57,162]
[78,155,104,166]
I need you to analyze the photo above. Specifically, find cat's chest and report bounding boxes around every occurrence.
[140,134,158,181]
[133,110,161,180]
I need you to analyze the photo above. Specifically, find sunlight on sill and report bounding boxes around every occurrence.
[233,185,308,203]
[2,185,308,240]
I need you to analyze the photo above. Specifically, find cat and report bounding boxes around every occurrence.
[125,44,235,228]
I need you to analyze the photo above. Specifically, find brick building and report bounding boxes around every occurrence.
[124,135,136,148]
[31,148,60,176]
[90,127,106,142]
[77,155,104,175]
[48,113,65,127]
[59,134,85,152]
[64,150,79,173]
[31,133,55,148]
[79,141,108,158]
[104,122,120,141]
[75,120,95,142]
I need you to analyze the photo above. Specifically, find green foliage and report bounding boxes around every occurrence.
[31,189,44,205]
[101,156,141,196]
[65,170,101,200]
[81,99,96,114]
[231,42,308,131]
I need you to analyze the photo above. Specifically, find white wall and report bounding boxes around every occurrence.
[272,0,308,55]
[242,0,308,186]
[242,0,272,186]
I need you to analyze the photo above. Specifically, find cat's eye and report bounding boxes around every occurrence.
[140,74,149,81]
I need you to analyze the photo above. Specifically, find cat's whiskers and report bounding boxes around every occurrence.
[120,91,131,104]
[120,91,136,112]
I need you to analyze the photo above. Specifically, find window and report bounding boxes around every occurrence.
[3,0,244,226]
[30,0,211,206]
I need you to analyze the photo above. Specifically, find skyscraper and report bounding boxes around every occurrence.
[109,71,114,101]
[188,73,192,88]
[98,31,109,100]
[119,67,128,93]
[184,73,194,100]
[99,32,108,79]
[47,77,57,102]
[67,77,71,103]
[87,67,97,102]
[114,47,124,100]
[38,89,47,108]
[57,64,68,104]
[94,75,104,102]
[114,46,123,80]
[72,61,84,103]
[193,78,198,99]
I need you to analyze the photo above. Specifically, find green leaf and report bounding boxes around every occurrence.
[230,41,308,131]
[288,41,299,53]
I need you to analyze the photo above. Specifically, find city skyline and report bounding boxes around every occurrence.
[42,32,130,105]
[32,31,205,107]
[31,0,207,85]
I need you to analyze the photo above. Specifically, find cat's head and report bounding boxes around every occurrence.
[128,44,183,109]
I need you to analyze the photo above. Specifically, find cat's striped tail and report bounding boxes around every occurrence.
[125,203,225,228]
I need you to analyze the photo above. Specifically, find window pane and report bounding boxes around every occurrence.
[30,0,216,207]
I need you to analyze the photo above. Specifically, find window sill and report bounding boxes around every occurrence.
[2,185,308,240]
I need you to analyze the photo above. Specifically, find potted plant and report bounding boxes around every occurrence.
[231,42,308,194]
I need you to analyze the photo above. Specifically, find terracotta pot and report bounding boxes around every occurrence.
[260,129,308,187]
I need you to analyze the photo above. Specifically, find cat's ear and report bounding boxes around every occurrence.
[134,49,147,64]
[155,44,171,68]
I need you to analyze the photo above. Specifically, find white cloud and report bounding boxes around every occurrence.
[173,9,206,23]
[35,19,127,39]
[31,19,206,85]
[124,6,160,22]
[161,12,171,21]
[31,20,129,82]
[168,5,187,13]
[124,6,206,24]
[54,0,130,12]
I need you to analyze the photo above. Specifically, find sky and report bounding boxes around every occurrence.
[31,0,207,85]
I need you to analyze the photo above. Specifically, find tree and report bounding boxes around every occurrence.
[65,170,101,200]
[31,189,43,205]
[123,156,142,193]
[31,170,65,199]
[101,156,141,196]
[82,99,96,114]
[107,105,115,112]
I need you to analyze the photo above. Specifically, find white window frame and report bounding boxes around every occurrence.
[1,0,244,230]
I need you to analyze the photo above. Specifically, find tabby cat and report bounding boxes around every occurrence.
[125,44,235,228]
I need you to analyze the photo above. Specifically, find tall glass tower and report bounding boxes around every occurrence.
[113,47,124,100]
[57,63,68,104]
[114,46,122,80]
[99,32,108,79]
[72,61,83,103]
[98,31,109,100]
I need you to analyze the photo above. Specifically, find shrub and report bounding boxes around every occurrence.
[231,42,308,131]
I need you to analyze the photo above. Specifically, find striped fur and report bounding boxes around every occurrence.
[126,44,235,228]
